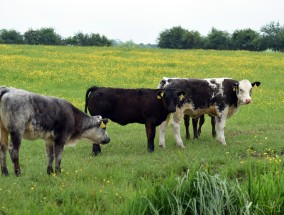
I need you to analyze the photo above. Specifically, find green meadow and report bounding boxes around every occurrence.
[0,45,284,214]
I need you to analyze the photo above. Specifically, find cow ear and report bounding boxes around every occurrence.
[92,115,103,126]
[232,83,239,91]
[157,91,164,99]
[252,82,261,87]
[100,118,108,128]
[178,91,186,101]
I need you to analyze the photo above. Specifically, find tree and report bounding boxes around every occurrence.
[67,32,111,46]
[24,28,61,45]
[37,28,61,45]
[183,30,205,49]
[24,29,40,44]
[260,21,284,51]
[205,28,231,50]
[88,33,111,46]
[231,29,260,51]
[0,29,23,44]
[158,26,188,49]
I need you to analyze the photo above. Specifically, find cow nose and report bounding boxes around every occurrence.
[245,99,251,104]
[168,107,176,113]
[102,137,110,144]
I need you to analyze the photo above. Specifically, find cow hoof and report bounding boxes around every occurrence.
[47,166,54,175]
[218,141,227,147]
[177,144,185,149]
[92,144,101,156]
[159,144,166,148]
[1,167,9,176]
[15,169,21,177]
[148,148,154,153]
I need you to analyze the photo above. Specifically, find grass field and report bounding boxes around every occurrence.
[0,44,284,214]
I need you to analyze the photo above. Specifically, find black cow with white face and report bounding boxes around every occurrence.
[85,86,185,153]
[0,87,110,176]
[157,77,261,148]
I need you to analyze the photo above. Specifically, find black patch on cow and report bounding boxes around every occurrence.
[0,87,9,100]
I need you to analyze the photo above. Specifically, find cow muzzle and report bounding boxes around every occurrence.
[101,137,110,144]
[244,99,252,104]
[168,107,176,113]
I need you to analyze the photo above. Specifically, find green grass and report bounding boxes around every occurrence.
[0,45,284,214]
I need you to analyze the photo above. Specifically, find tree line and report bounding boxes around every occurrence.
[0,28,112,46]
[0,21,283,51]
[158,22,284,52]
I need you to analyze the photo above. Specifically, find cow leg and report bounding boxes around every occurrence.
[184,115,190,140]
[192,117,199,139]
[45,140,54,175]
[172,111,185,148]
[92,144,101,156]
[0,128,9,176]
[54,135,66,175]
[145,122,156,152]
[159,114,170,148]
[215,110,228,146]
[211,116,216,137]
[197,115,205,137]
[9,130,22,176]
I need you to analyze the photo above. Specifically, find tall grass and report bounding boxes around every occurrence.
[121,170,251,215]
[246,162,284,214]
[122,165,284,215]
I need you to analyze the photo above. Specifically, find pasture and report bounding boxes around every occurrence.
[0,45,284,214]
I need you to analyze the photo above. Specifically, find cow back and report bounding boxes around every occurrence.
[86,88,168,125]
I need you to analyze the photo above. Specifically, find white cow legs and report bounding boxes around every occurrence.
[159,115,170,148]
[215,111,228,146]
[172,112,185,148]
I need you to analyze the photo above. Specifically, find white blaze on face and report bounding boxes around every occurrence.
[237,80,253,105]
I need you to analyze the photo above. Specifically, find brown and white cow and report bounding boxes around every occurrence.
[158,77,261,148]
[85,86,185,153]
[0,87,110,176]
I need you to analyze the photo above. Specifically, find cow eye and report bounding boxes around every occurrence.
[239,89,243,92]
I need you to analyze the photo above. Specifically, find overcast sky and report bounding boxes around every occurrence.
[1,0,283,44]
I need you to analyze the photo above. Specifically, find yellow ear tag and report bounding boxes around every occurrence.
[179,94,184,101]
[233,86,238,92]
[100,122,106,128]
[157,91,164,99]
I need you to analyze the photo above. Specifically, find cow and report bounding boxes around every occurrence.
[157,77,261,148]
[158,78,216,140]
[0,87,110,176]
[85,86,186,153]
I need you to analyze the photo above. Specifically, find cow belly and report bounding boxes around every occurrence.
[183,103,217,117]
[23,123,54,140]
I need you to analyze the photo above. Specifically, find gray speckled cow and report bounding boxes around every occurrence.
[0,87,110,176]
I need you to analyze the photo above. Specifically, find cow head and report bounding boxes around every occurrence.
[157,89,186,113]
[233,80,261,105]
[82,116,110,144]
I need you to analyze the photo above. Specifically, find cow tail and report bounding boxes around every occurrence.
[0,86,9,100]
[85,86,98,113]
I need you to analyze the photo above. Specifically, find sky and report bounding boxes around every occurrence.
[1,0,283,44]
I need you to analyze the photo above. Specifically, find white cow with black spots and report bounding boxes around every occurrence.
[158,78,261,148]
